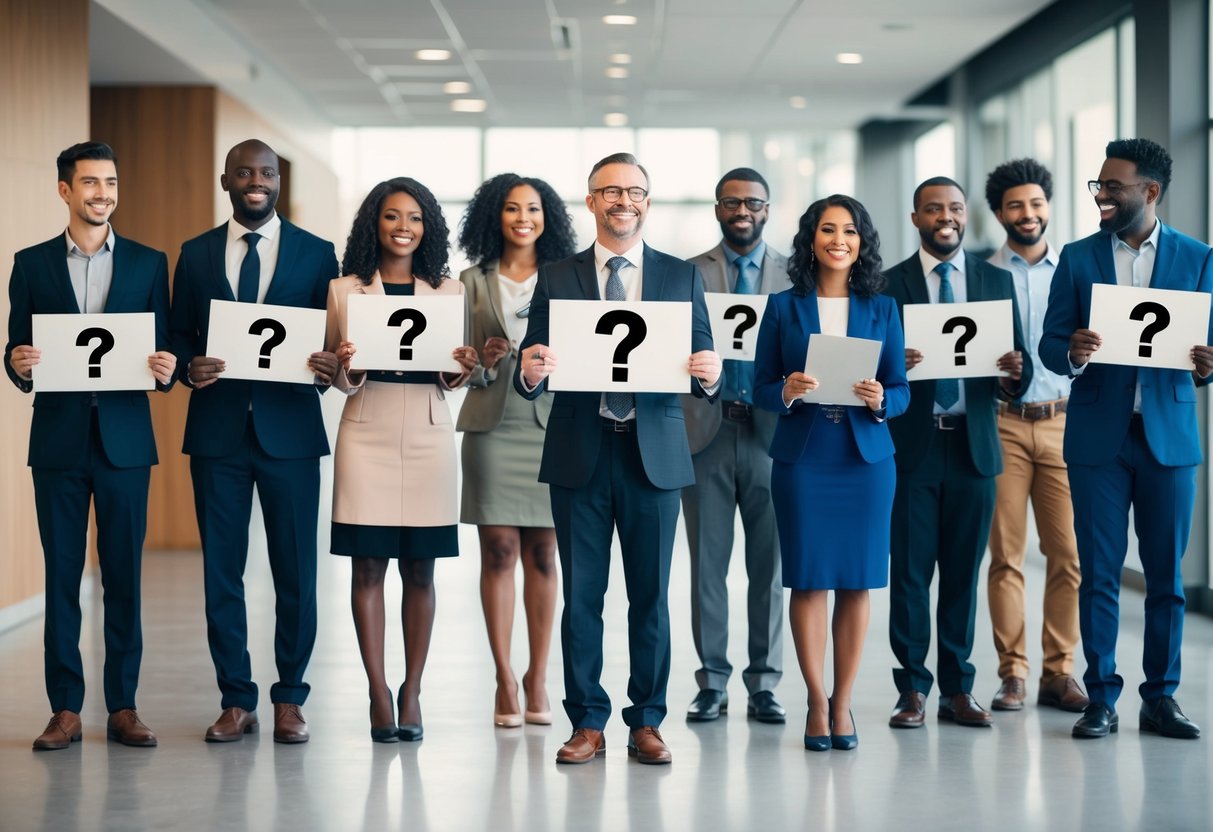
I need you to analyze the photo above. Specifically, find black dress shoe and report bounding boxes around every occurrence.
[1140,696,1201,739]
[1072,702,1118,738]
[686,689,727,722]
[747,691,786,724]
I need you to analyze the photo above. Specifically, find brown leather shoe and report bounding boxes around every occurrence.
[273,703,309,744]
[106,709,157,747]
[1038,675,1090,713]
[888,690,926,728]
[628,726,672,764]
[555,728,606,764]
[205,707,259,742]
[991,677,1026,711]
[938,693,993,727]
[32,710,82,751]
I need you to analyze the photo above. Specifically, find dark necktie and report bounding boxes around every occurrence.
[237,232,262,303]
[724,257,756,403]
[605,255,634,419]
[934,261,960,410]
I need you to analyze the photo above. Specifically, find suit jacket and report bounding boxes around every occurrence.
[456,262,552,433]
[5,232,173,469]
[681,243,792,454]
[513,243,718,490]
[1040,225,1213,468]
[169,219,339,460]
[883,252,1032,477]
[753,288,909,463]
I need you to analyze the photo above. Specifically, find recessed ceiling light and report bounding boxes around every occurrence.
[605,66,629,79]
[797,158,817,177]
[443,81,472,94]
[603,15,637,25]
[789,96,807,109]
[835,52,863,65]
[609,53,632,64]
[450,98,487,113]
[763,140,781,161]
[604,112,629,127]
[416,49,452,61]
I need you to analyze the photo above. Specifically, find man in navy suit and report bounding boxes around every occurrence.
[1041,138,1211,740]
[883,177,1030,730]
[170,140,339,744]
[515,152,721,765]
[6,141,176,750]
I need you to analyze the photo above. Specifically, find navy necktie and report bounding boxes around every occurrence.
[934,261,960,410]
[237,232,262,303]
[725,257,756,404]
[605,255,634,419]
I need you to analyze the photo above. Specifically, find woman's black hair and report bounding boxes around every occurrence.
[457,172,577,271]
[341,177,449,288]
[787,194,885,298]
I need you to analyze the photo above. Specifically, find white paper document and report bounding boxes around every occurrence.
[32,312,156,392]
[705,292,768,361]
[801,333,882,406]
[206,300,327,384]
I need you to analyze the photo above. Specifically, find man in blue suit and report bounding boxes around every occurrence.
[515,152,721,765]
[1041,138,1211,740]
[6,141,176,750]
[170,139,339,744]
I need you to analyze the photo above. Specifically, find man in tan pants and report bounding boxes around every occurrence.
[983,159,1088,713]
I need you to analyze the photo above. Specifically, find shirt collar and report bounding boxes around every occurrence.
[721,241,766,269]
[1112,217,1161,255]
[64,224,115,257]
[996,241,1059,268]
[594,239,645,273]
[228,212,281,243]
[919,247,965,278]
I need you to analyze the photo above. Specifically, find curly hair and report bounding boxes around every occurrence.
[984,158,1053,212]
[787,195,885,298]
[1106,138,1173,199]
[341,177,449,288]
[457,173,577,270]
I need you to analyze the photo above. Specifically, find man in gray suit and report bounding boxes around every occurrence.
[682,168,791,723]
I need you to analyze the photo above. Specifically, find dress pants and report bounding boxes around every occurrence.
[550,423,680,731]
[1067,417,1193,706]
[681,415,783,695]
[889,426,996,696]
[32,409,150,714]
[987,410,1080,682]
[191,415,319,710]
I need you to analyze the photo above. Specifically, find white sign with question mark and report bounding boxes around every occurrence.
[546,300,692,393]
[1088,284,1211,370]
[903,299,1013,380]
[31,312,156,392]
[206,300,326,384]
[705,293,768,360]
[346,294,463,373]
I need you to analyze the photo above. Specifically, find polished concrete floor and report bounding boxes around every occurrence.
[2,464,1212,830]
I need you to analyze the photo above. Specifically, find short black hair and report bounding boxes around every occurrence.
[588,152,650,192]
[787,194,885,298]
[1106,138,1173,200]
[457,172,577,270]
[57,141,117,183]
[341,177,450,289]
[714,167,769,200]
[984,158,1053,212]
[913,176,965,210]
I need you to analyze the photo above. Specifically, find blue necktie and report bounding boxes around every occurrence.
[934,261,960,410]
[724,257,756,403]
[237,232,262,303]
[605,256,634,419]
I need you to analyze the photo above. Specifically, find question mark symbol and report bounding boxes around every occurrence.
[723,304,758,350]
[387,308,428,360]
[942,316,977,366]
[248,318,286,369]
[595,310,648,382]
[75,327,116,378]
[1129,301,1171,358]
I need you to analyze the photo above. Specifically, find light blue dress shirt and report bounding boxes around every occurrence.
[988,242,1070,404]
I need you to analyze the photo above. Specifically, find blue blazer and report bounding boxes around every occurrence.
[169,220,339,460]
[753,288,909,464]
[513,244,718,490]
[1039,225,1213,468]
[5,233,173,469]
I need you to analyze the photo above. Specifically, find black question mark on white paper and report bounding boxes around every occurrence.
[595,309,648,382]
[723,304,758,350]
[387,308,428,360]
[248,318,287,369]
[1128,301,1171,358]
[75,327,115,378]
[942,316,977,366]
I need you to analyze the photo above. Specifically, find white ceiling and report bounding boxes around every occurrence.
[92,0,1056,130]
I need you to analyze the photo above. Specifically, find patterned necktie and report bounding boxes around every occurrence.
[237,232,262,303]
[934,261,960,410]
[605,255,634,419]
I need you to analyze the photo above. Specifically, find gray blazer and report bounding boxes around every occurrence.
[681,243,791,454]
[456,261,552,433]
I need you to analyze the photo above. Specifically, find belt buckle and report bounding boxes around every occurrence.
[726,402,750,421]
[607,419,630,432]
[935,414,958,430]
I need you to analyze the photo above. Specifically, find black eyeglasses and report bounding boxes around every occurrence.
[591,186,648,203]
[717,197,768,211]
[1087,179,1149,197]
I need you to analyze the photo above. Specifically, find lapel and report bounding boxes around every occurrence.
[1092,232,1117,286]
[901,255,930,305]
[963,253,984,302]
[759,248,785,294]
[206,225,235,302]
[265,219,299,305]
[703,245,730,293]
[480,261,511,335]
[103,234,133,313]
[573,246,600,300]
[1151,224,1178,289]
[41,235,80,314]
[788,288,821,342]
[846,292,877,338]
[641,244,665,301]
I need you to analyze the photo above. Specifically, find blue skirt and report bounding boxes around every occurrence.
[771,409,895,590]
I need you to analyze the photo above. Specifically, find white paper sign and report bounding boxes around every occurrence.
[801,334,882,406]
[206,300,326,384]
[346,294,462,373]
[32,312,156,392]
[705,293,768,361]
[1088,284,1211,370]
[904,299,1013,380]
[547,300,692,393]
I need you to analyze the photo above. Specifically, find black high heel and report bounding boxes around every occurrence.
[397,683,423,742]
[370,688,398,743]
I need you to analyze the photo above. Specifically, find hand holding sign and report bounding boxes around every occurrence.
[705,293,767,360]
[547,300,692,393]
[1088,285,1211,370]
[206,300,326,384]
[31,312,156,391]
[903,300,1013,380]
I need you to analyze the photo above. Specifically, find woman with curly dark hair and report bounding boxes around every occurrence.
[455,172,576,727]
[323,177,478,742]
[753,194,909,752]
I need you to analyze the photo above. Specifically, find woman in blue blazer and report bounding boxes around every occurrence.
[753,195,909,751]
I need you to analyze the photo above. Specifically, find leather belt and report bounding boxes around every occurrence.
[602,418,632,432]
[933,413,965,431]
[1000,398,1067,421]
[723,402,752,422]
